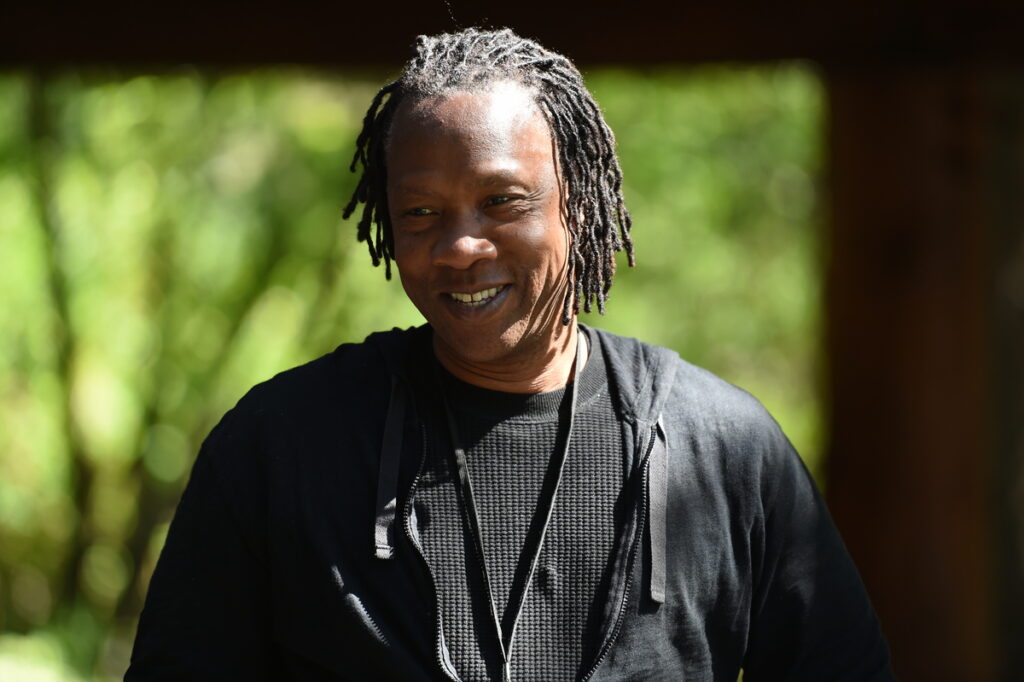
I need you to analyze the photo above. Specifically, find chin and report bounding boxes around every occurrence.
[432,322,525,365]
[445,336,515,365]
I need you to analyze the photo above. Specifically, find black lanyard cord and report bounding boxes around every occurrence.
[435,330,586,682]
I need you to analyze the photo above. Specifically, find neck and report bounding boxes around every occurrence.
[433,323,588,394]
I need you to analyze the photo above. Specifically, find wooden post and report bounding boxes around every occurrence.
[825,65,1024,680]
[988,73,1024,682]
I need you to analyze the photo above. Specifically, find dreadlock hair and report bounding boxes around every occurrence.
[343,27,634,324]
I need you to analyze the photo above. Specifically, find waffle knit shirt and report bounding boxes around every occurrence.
[416,333,625,681]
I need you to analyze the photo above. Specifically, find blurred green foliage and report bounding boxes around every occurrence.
[0,65,822,680]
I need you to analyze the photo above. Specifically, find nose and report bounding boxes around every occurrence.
[431,210,497,270]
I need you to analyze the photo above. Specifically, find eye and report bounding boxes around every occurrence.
[406,207,436,217]
[485,195,513,207]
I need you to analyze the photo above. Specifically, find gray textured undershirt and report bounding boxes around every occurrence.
[416,332,626,681]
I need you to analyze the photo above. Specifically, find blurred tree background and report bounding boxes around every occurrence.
[0,65,822,680]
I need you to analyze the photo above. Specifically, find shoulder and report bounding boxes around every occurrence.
[662,352,805,522]
[588,325,779,437]
[189,326,428,520]
[668,356,784,448]
[233,326,423,420]
[203,326,427,462]
[589,326,795,494]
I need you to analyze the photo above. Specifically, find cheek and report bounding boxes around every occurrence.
[507,223,570,285]
[393,240,426,293]
[536,220,570,267]
[395,264,430,313]
[393,231,425,268]
[542,203,570,263]
[502,208,567,251]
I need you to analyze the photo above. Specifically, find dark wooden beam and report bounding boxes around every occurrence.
[988,74,1024,681]
[5,1,1024,68]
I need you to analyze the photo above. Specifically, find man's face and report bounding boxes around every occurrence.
[386,81,570,372]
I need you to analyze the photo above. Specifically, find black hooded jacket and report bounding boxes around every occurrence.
[126,325,894,681]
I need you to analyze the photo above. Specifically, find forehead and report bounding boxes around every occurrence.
[387,81,553,166]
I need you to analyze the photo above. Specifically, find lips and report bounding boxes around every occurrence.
[447,284,506,307]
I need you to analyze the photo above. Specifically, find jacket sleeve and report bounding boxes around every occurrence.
[741,430,896,681]
[125,413,272,681]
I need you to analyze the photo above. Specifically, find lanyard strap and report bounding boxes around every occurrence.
[435,331,585,681]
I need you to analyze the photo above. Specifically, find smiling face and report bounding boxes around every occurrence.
[386,81,575,389]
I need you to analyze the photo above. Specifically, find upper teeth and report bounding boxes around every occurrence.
[450,286,504,306]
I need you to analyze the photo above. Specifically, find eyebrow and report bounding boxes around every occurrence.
[393,171,532,198]
[473,169,529,188]
[392,184,442,199]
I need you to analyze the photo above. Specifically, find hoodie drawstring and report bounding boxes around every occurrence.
[374,376,406,560]
[647,418,667,604]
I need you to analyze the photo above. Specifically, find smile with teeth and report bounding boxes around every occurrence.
[448,285,506,307]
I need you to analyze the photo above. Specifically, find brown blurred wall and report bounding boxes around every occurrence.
[7,2,1024,679]
[825,65,1024,680]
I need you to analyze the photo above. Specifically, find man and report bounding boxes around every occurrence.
[127,28,894,681]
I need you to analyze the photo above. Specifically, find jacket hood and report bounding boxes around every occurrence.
[588,325,680,427]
